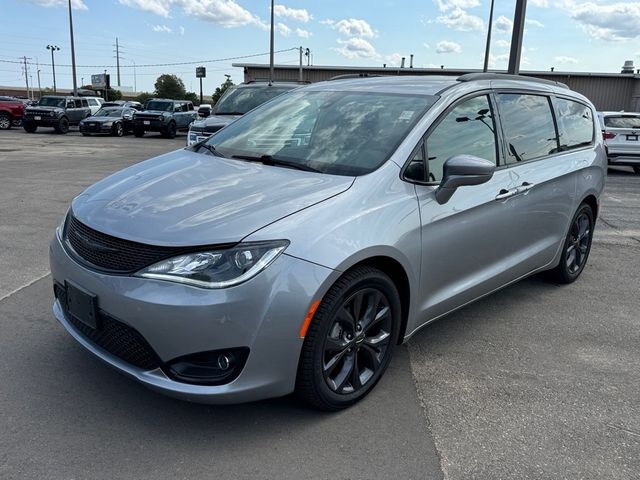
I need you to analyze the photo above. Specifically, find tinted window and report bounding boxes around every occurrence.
[210,91,435,176]
[555,98,593,150]
[604,115,640,128]
[39,97,65,108]
[426,95,497,182]
[81,99,88,108]
[145,101,173,112]
[497,94,558,163]
[215,86,296,115]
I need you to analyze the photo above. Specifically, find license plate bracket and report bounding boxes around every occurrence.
[143,120,150,125]
[65,281,100,330]
[34,116,41,121]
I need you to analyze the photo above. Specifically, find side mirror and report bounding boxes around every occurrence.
[435,155,495,204]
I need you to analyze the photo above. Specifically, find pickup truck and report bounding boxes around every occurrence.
[0,98,25,130]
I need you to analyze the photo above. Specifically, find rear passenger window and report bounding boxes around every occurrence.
[555,98,593,150]
[426,95,497,182]
[604,116,640,128]
[81,99,88,108]
[74,99,82,108]
[496,94,558,163]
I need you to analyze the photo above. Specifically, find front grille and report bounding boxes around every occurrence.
[135,114,161,121]
[55,284,161,370]
[205,125,224,134]
[64,213,193,273]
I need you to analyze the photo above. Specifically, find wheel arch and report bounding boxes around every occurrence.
[581,194,598,219]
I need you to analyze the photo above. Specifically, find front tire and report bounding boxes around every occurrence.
[0,112,11,130]
[162,121,177,139]
[296,266,401,411]
[54,117,69,134]
[23,122,37,133]
[548,203,594,284]
[112,122,123,137]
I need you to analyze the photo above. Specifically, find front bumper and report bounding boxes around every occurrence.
[133,119,164,131]
[24,115,59,126]
[49,229,335,403]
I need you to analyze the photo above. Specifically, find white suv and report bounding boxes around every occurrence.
[85,97,104,115]
[598,111,640,174]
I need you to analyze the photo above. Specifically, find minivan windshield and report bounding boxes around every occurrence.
[145,101,173,112]
[39,97,65,108]
[206,90,435,176]
[215,86,296,115]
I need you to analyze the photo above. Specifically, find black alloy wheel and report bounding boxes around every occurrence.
[549,203,594,284]
[0,113,11,130]
[55,117,69,134]
[112,122,124,137]
[296,266,401,410]
[163,121,177,139]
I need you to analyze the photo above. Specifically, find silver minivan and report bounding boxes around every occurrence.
[50,74,606,410]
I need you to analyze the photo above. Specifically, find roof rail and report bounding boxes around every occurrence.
[329,73,382,81]
[245,79,311,84]
[457,73,569,89]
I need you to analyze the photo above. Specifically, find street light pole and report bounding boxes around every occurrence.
[46,45,59,93]
[483,0,495,72]
[269,0,274,84]
[68,0,78,95]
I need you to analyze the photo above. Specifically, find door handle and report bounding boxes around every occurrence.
[518,182,535,193]
[495,188,519,200]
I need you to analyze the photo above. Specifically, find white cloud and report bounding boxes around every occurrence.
[436,7,483,31]
[495,39,510,48]
[179,25,185,35]
[295,28,311,38]
[436,40,462,54]
[274,4,311,23]
[530,0,549,6]
[526,19,544,28]
[118,0,172,17]
[319,19,334,25]
[335,38,379,59]
[487,52,530,68]
[333,18,375,38]
[434,0,480,12]
[560,1,640,42]
[554,55,579,64]
[424,43,431,49]
[494,15,513,33]
[275,22,291,36]
[25,0,87,10]
[152,24,172,33]
[385,53,405,66]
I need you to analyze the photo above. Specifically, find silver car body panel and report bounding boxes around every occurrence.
[50,75,607,403]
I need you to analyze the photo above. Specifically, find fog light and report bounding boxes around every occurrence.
[164,347,249,386]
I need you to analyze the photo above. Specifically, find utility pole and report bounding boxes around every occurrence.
[37,68,42,98]
[132,60,137,92]
[507,0,527,75]
[68,0,78,95]
[114,37,121,86]
[483,0,495,72]
[299,46,303,82]
[46,45,60,93]
[21,57,31,100]
[269,0,274,84]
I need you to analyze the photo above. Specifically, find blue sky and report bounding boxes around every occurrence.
[2,0,639,94]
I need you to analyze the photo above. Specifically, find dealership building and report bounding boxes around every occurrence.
[234,62,640,112]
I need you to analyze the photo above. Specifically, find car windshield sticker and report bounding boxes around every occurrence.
[399,110,415,121]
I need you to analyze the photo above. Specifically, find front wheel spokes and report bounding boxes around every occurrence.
[332,353,355,393]
[324,345,350,375]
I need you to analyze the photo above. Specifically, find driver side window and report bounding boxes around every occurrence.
[426,95,498,182]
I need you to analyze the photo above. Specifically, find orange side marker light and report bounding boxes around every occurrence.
[299,300,321,338]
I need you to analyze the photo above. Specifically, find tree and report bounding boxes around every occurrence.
[184,91,199,105]
[106,88,122,101]
[135,92,155,105]
[212,77,234,105]
[154,74,186,99]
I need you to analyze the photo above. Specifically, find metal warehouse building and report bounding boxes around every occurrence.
[234,63,640,112]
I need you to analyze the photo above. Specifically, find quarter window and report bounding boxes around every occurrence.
[426,95,497,182]
[496,94,558,163]
[555,98,594,150]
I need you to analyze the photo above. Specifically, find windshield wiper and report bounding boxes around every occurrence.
[196,143,226,158]
[231,154,320,173]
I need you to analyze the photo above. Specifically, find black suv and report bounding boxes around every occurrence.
[132,99,197,138]
[23,96,91,134]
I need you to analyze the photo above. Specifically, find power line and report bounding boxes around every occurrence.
[0,48,298,69]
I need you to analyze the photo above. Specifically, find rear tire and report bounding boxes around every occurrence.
[133,127,145,137]
[548,203,594,284]
[296,265,401,411]
[0,112,11,130]
[54,117,69,134]
[23,122,37,133]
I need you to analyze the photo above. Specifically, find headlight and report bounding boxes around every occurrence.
[104,121,113,127]
[135,240,289,289]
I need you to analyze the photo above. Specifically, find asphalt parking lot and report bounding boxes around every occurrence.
[1,128,639,479]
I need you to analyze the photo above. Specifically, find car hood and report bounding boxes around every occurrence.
[71,148,354,246]
[83,116,118,122]
[137,110,167,115]
[192,115,241,129]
